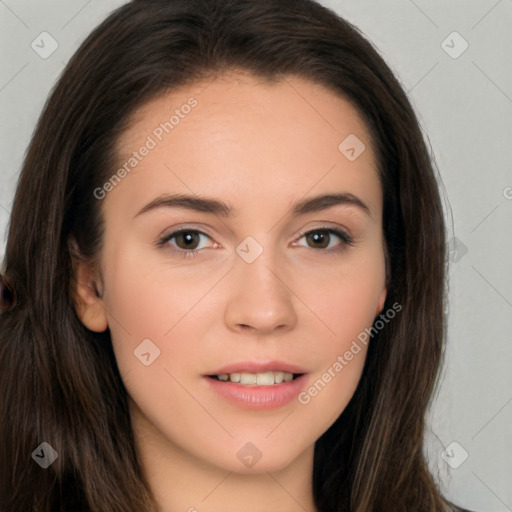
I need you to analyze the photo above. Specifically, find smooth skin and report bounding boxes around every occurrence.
[74,70,387,512]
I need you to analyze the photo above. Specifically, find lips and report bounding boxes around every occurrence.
[205,360,307,376]
[202,360,308,409]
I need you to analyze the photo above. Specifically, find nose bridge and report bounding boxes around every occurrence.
[224,236,297,333]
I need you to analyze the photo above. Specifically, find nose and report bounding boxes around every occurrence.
[223,247,298,335]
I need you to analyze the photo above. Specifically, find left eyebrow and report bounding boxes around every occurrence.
[292,192,371,218]
[133,192,372,219]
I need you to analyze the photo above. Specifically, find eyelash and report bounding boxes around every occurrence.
[156,227,354,259]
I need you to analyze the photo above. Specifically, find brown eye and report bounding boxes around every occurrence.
[300,229,353,250]
[305,231,331,249]
[157,229,214,259]
[174,231,202,250]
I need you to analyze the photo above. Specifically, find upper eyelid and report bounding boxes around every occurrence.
[160,219,352,235]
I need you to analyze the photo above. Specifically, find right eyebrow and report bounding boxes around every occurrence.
[134,193,236,219]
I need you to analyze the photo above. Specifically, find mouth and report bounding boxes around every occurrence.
[202,361,308,409]
[206,371,304,386]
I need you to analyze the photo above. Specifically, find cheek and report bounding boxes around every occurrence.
[293,249,385,406]
[100,239,216,366]
[294,275,378,420]
[301,249,386,341]
[102,249,214,450]
[297,344,368,421]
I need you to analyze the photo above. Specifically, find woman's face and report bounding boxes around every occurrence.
[78,70,387,475]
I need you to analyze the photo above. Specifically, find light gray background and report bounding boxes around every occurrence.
[1,1,511,510]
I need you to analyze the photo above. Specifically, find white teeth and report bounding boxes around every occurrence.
[256,371,275,386]
[240,373,257,385]
[214,371,297,385]
[274,371,284,384]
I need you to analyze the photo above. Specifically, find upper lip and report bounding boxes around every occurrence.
[205,360,307,376]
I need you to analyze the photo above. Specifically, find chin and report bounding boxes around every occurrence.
[210,442,310,475]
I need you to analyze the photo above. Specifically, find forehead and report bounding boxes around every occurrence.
[109,70,381,219]
[120,69,374,152]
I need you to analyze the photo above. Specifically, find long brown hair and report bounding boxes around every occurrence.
[0,0,465,510]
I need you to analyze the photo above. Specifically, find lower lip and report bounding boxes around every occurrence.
[203,375,308,410]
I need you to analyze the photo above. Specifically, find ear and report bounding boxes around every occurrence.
[69,239,108,333]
